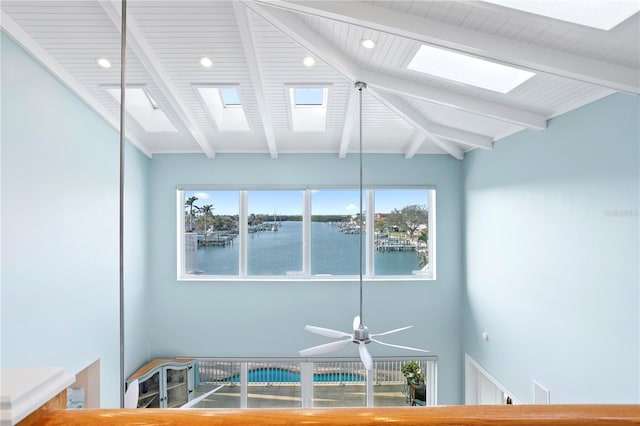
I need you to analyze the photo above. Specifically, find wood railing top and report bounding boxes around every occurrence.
[38,405,639,426]
[128,358,194,380]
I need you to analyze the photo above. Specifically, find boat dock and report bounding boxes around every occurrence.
[198,234,235,247]
[376,239,417,251]
[375,234,418,251]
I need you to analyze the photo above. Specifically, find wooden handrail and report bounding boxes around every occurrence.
[37,405,639,425]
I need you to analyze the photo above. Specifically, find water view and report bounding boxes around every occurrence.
[192,221,424,276]
[183,188,431,277]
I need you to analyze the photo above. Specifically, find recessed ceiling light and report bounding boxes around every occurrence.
[97,58,111,68]
[361,39,376,49]
[200,57,213,68]
[303,56,316,67]
[407,45,535,93]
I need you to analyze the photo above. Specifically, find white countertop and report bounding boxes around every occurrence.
[1,367,74,425]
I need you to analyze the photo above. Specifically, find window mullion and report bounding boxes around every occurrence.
[428,189,436,279]
[239,190,248,277]
[177,190,186,279]
[366,190,374,277]
[303,189,311,277]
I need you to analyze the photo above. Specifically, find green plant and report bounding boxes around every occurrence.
[401,360,424,384]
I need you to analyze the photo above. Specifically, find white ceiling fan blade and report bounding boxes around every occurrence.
[353,315,361,330]
[358,342,373,370]
[305,325,352,339]
[370,325,413,337]
[370,338,430,353]
[300,339,352,356]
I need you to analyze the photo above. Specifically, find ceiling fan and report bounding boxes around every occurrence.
[299,82,429,371]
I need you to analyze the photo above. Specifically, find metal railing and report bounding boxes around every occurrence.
[194,356,437,407]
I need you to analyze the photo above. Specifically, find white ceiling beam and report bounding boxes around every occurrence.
[425,122,493,150]
[240,1,361,80]
[363,71,546,130]
[0,11,152,158]
[404,133,427,160]
[379,92,494,150]
[338,88,358,159]
[100,1,215,158]
[233,2,278,159]
[263,0,640,94]
[243,1,547,131]
[369,89,464,160]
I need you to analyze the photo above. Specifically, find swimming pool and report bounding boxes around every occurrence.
[229,368,364,383]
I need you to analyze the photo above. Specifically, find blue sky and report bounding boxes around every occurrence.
[185,189,428,216]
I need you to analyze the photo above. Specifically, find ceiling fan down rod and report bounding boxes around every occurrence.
[355,81,366,332]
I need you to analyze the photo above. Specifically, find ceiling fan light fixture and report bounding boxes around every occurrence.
[361,39,376,49]
[200,57,213,68]
[303,56,316,67]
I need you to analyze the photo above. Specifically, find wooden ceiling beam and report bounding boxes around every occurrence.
[370,89,465,160]
[100,1,216,158]
[404,133,427,160]
[232,2,278,159]
[338,88,358,159]
[244,1,548,131]
[380,93,494,150]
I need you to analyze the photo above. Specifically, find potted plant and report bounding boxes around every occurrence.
[401,361,426,405]
[401,360,424,384]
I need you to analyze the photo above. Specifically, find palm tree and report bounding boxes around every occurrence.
[200,204,214,242]
[185,196,198,231]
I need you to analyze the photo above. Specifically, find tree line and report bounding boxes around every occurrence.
[186,195,428,238]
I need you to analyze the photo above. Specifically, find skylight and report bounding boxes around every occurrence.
[196,86,250,132]
[293,87,324,106]
[482,1,640,31]
[407,45,535,93]
[287,86,328,132]
[219,87,241,107]
[107,87,177,132]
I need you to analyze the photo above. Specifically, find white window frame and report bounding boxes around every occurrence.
[177,186,436,281]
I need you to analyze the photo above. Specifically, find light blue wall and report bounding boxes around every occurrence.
[0,33,150,407]
[7,22,637,409]
[148,153,465,404]
[463,93,639,403]
[123,140,152,380]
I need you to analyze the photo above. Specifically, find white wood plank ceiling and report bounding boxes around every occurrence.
[1,1,638,159]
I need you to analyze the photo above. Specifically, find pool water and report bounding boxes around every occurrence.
[229,368,364,383]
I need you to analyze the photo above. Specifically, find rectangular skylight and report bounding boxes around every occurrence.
[107,87,177,132]
[407,45,535,93]
[196,86,250,132]
[293,87,324,106]
[220,87,241,107]
[482,1,640,31]
[287,86,328,132]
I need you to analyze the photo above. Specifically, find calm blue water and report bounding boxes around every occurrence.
[228,368,364,383]
[195,221,420,276]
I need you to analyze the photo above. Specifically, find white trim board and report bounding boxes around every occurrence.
[465,354,522,405]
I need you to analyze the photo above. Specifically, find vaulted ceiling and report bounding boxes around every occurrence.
[2,1,638,159]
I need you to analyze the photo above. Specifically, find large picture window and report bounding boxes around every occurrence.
[178,187,435,280]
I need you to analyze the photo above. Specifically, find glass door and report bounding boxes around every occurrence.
[138,371,161,408]
[165,366,189,408]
